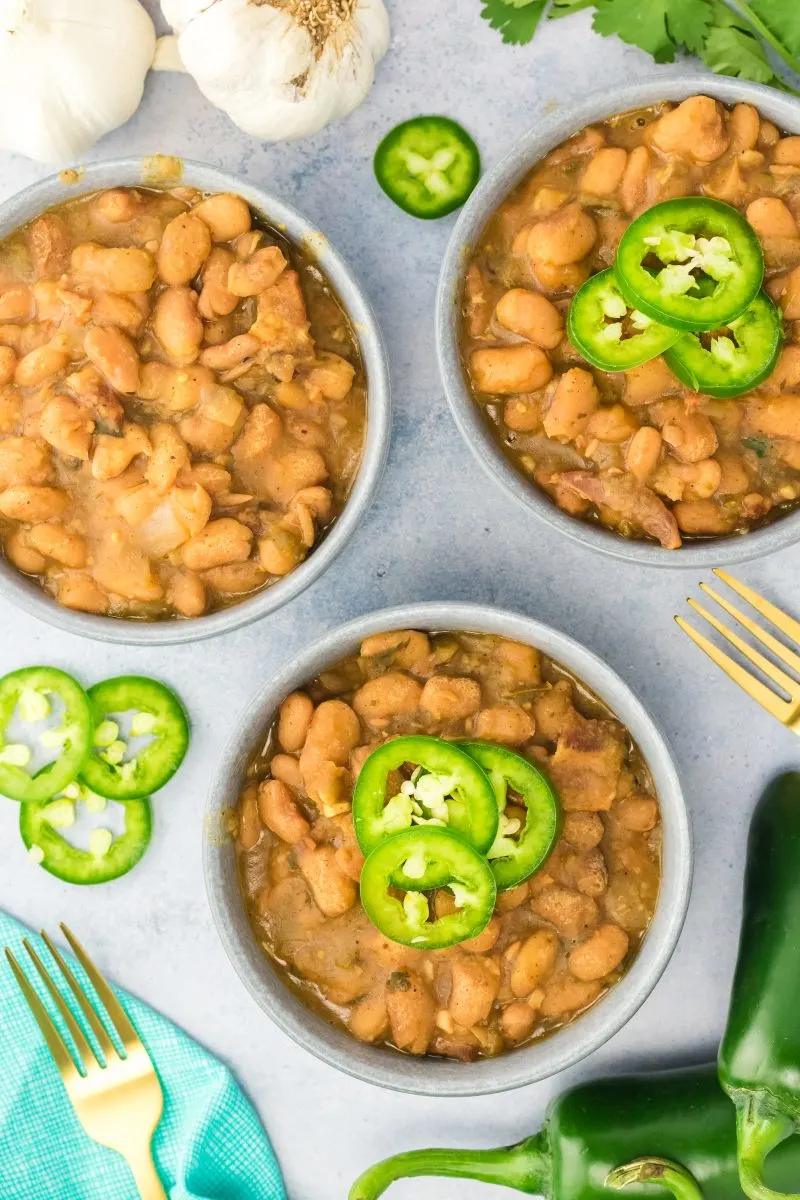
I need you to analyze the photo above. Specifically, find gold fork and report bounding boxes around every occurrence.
[676,568,800,736]
[5,924,166,1199]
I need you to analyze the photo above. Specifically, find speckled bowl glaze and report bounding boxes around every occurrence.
[0,158,390,644]
[204,602,692,1096]
[437,75,800,568]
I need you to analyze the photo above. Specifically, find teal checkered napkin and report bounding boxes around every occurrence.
[0,910,286,1200]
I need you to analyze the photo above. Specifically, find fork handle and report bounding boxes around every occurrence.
[127,1148,168,1200]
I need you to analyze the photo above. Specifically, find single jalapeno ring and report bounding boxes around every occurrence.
[664,291,783,399]
[455,740,560,891]
[20,791,152,885]
[568,269,681,372]
[360,827,497,950]
[352,735,499,887]
[615,198,764,331]
[374,116,481,220]
[79,676,189,801]
[0,667,92,804]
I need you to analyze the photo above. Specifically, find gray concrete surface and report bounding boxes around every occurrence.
[0,4,798,1198]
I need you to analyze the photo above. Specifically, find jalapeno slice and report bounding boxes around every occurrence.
[374,116,481,220]
[567,269,681,372]
[455,741,560,891]
[664,291,783,399]
[20,788,152,885]
[0,667,92,803]
[352,736,498,888]
[615,198,764,331]
[79,676,189,801]
[360,828,496,950]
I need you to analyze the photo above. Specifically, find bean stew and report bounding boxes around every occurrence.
[461,96,800,549]
[0,186,366,619]
[235,629,661,1061]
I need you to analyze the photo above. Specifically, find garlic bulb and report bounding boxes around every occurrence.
[161,0,390,142]
[0,0,156,164]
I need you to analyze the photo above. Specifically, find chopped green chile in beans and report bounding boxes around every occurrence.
[461,95,800,549]
[235,628,661,1061]
[0,186,366,622]
[348,1065,800,1200]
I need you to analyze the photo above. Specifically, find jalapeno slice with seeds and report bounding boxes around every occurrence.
[374,116,481,220]
[20,790,152,885]
[664,291,783,399]
[0,667,92,803]
[79,676,189,801]
[456,740,560,891]
[352,735,498,887]
[568,270,681,372]
[360,827,496,950]
[615,198,764,331]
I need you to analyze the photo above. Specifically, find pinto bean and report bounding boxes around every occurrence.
[420,676,482,722]
[585,404,639,443]
[540,973,602,1018]
[531,885,599,938]
[651,96,729,163]
[569,924,629,982]
[15,344,70,389]
[0,284,33,323]
[91,426,150,481]
[621,146,650,212]
[40,396,93,460]
[258,779,310,844]
[5,529,46,574]
[198,247,239,319]
[773,136,800,167]
[349,993,389,1044]
[500,1002,538,1043]
[625,426,662,482]
[508,930,559,997]
[580,147,627,196]
[461,917,501,954]
[182,518,253,571]
[26,523,86,568]
[472,705,534,744]
[84,327,140,394]
[0,347,16,387]
[747,197,799,240]
[153,287,204,363]
[157,213,212,285]
[270,753,304,791]
[525,202,597,265]
[617,794,659,831]
[91,292,147,336]
[200,334,260,371]
[57,573,108,614]
[673,498,736,536]
[238,785,262,850]
[661,410,718,463]
[302,700,361,768]
[165,568,207,617]
[563,812,604,850]
[729,104,760,153]
[385,970,436,1055]
[543,368,599,441]
[279,692,315,753]
[471,345,553,395]
[203,562,266,594]
[71,244,155,293]
[353,673,423,724]
[263,449,328,507]
[0,485,67,522]
[228,246,287,297]
[296,841,357,917]
[193,193,252,241]
[307,353,356,400]
[145,423,190,493]
[0,436,52,488]
[448,956,500,1027]
[495,289,563,349]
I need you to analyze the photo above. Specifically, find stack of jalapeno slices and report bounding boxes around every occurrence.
[353,735,559,950]
[0,666,189,885]
[568,197,783,398]
[350,772,800,1200]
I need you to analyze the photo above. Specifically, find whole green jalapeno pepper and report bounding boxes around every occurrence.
[719,772,800,1200]
[349,1065,800,1200]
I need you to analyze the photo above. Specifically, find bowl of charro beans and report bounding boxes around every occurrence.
[0,159,390,643]
[437,76,800,566]
[204,603,691,1096]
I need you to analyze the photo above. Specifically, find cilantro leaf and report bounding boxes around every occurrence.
[592,0,675,63]
[666,0,713,53]
[747,0,800,59]
[480,0,547,44]
[702,23,778,84]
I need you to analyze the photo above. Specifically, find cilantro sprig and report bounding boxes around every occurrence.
[479,0,800,95]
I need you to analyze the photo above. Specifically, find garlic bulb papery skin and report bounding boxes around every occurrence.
[0,0,157,164]
[161,0,390,142]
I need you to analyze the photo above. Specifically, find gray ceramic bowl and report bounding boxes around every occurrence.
[437,74,800,568]
[205,603,692,1096]
[0,158,390,644]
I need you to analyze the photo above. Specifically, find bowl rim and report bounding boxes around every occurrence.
[204,602,693,1097]
[436,73,800,569]
[0,157,391,644]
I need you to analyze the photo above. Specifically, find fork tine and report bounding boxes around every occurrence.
[23,938,95,1071]
[700,583,800,679]
[688,598,798,695]
[714,569,800,646]
[41,932,117,1061]
[675,616,792,722]
[5,949,79,1082]
[60,924,139,1051]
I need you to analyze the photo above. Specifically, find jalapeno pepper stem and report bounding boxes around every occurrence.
[348,1136,549,1200]
[736,1096,800,1200]
[607,1157,704,1199]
